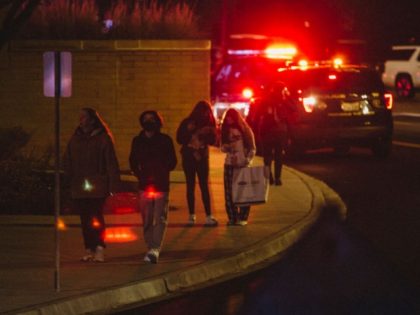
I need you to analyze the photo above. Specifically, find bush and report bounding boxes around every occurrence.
[19,0,202,40]
[0,127,69,215]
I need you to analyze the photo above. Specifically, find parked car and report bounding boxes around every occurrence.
[248,63,394,158]
[382,45,420,98]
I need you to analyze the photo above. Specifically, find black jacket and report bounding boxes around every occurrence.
[129,131,177,192]
[176,118,217,160]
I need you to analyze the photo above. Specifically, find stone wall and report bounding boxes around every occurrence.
[0,40,211,170]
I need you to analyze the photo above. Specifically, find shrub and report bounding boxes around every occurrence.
[0,127,69,215]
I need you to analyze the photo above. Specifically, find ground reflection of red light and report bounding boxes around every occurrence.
[105,227,138,243]
[115,207,135,214]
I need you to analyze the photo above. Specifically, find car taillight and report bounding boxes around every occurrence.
[242,88,254,99]
[302,96,316,113]
[384,93,393,109]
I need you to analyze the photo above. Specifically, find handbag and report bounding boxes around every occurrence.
[232,166,270,206]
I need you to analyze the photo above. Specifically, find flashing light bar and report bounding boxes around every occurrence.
[242,88,254,99]
[265,46,297,59]
[227,49,261,56]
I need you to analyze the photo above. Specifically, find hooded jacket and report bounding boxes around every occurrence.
[63,127,120,199]
[129,131,177,192]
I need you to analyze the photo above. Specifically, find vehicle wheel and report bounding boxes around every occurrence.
[333,145,350,156]
[395,74,415,99]
[371,138,392,158]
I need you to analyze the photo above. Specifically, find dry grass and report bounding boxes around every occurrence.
[19,0,201,40]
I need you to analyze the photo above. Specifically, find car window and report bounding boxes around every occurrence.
[278,69,384,93]
[213,58,283,88]
[388,49,415,61]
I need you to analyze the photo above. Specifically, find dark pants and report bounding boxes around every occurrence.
[73,198,106,251]
[224,165,250,222]
[182,154,211,216]
[262,138,284,181]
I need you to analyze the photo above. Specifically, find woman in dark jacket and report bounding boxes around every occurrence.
[63,107,120,262]
[176,100,218,226]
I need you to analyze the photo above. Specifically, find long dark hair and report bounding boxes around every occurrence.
[189,100,216,127]
[221,108,252,145]
[80,107,114,142]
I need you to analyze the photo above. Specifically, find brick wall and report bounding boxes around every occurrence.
[0,40,211,170]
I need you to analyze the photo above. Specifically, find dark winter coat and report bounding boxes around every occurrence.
[63,128,120,199]
[129,131,177,192]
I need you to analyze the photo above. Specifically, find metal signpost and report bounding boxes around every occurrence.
[43,51,72,292]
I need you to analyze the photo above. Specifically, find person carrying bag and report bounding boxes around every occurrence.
[220,108,256,226]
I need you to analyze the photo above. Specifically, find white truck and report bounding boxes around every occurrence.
[382,45,420,98]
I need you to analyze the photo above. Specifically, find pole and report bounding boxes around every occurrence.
[54,51,61,292]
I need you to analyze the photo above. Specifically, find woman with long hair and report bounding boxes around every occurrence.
[176,100,218,226]
[220,108,256,226]
[63,107,120,262]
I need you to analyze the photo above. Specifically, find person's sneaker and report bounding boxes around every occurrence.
[93,246,105,262]
[275,178,282,186]
[187,214,196,226]
[146,248,159,264]
[144,250,152,263]
[235,220,248,226]
[81,249,94,262]
[204,215,218,227]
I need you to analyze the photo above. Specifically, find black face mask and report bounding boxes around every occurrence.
[143,121,158,132]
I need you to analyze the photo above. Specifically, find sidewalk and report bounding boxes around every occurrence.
[0,148,346,315]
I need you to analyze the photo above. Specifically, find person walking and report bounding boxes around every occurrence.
[176,100,218,226]
[129,110,177,264]
[220,108,256,226]
[63,107,120,263]
[258,85,295,186]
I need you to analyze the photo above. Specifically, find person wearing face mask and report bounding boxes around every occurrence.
[220,108,256,226]
[176,100,218,226]
[63,107,120,263]
[129,110,177,264]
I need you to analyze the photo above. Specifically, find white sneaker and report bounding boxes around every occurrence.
[81,249,94,262]
[93,246,105,262]
[187,214,196,226]
[144,251,151,263]
[146,248,159,264]
[204,215,218,227]
[235,220,248,226]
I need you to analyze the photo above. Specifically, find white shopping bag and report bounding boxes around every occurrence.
[232,166,270,206]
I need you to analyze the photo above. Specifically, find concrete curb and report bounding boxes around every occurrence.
[12,168,347,315]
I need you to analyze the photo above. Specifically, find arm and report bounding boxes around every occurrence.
[104,136,120,194]
[129,137,141,177]
[166,136,177,171]
[176,119,194,145]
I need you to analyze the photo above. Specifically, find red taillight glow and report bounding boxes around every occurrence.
[105,227,138,243]
[302,97,317,113]
[384,93,393,109]
[328,74,337,80]
[242,88,254,99]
